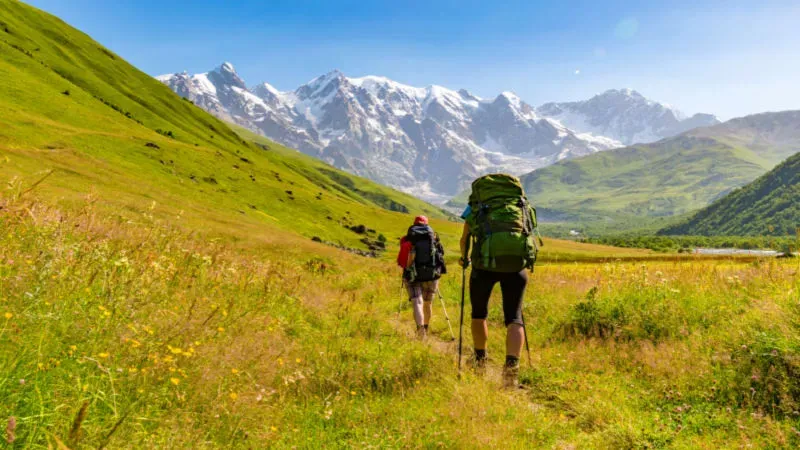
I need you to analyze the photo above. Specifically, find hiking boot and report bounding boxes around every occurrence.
[416,325,427,339]
[502,363,520,389]
[470,356,487,377]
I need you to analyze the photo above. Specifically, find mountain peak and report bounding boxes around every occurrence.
[252,81,283,99]
[600,88,645,100]
[315,69,345,83]
[494,91,524,110]
[304,69,347,90]
[500,91,520,99]
[536,88,718,145]
[217,62,236,74]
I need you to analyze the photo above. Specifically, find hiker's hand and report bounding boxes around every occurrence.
[459,257,471,268]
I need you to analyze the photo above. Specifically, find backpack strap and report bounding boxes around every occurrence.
[519,197,531,235]
[428,228,436,268]
[473,202,495,269]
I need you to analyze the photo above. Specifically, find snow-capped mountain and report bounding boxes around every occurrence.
[157,64,714,201]
[537,89,719,146]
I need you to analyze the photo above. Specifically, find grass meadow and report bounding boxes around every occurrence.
[2,191,799,449]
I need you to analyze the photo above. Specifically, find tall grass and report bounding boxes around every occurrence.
[2,192,800,448]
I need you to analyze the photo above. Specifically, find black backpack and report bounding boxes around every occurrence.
[405,224,445,282]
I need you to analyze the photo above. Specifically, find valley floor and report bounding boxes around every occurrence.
[2,197,800,449]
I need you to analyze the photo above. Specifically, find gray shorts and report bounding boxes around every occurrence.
[405,280,438,302]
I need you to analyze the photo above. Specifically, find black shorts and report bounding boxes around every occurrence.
[470,269,528,326]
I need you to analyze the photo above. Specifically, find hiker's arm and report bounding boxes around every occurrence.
[459,223,471,266]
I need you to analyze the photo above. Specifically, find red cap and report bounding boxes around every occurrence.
[414,215,429,225]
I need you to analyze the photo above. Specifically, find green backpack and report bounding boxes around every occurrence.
[466,174,541,272]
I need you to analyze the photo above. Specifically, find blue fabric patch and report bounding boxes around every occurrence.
[460,205,472,220]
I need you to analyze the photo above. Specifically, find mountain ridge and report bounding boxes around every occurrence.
[536,88,720,145]
[513,110,800,224]
[158,63,716,201]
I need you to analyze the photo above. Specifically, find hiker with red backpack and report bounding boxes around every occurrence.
[457,174,541,388]
[397,216,447,338]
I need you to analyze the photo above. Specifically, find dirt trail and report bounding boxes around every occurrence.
[391,304,576,417]
[391,308,508,389]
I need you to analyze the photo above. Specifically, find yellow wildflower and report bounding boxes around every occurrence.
[3,312,12,319]
[170,378,180,385]
[229,392,238,401]
[231,368,239,374]
[98,352,109,359]
[217,327,225,333]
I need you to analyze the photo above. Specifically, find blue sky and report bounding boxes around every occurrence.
[27,0,800,119]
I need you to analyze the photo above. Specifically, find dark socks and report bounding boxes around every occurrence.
[423,324,429,330]
[505,355,519,368]
[474,349,487,360]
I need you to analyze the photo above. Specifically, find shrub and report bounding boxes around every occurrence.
[156,129,175,139]
[559,287,621,339]
[724,331,800,417]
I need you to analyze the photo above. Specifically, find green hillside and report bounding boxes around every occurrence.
[523,136,769,218]
[0,0,449,252]
[446,113,800,226]
[660,151,800,236]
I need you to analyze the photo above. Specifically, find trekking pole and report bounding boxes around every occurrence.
[397,275,406,318]
[520,308,532,368]
[435,288,456,340]
[457,263,466,376]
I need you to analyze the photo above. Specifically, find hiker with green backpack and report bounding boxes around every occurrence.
[458,174,540,388]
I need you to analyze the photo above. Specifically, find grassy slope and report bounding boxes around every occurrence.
[0,0,450,254]
[446,115,799,230]
[0,0,651,265]
[661,151,800,236]
[519,136,777,220]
